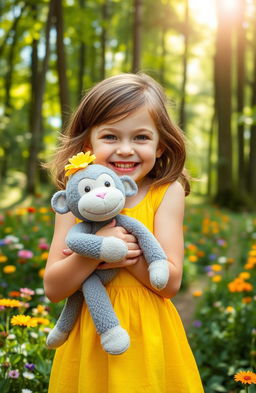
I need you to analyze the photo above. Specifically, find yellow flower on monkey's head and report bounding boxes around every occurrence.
[65,152,96,177]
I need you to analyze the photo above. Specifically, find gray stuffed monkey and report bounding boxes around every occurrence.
[46,159,169,355]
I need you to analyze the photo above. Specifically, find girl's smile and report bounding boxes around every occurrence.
[88,106,163,183]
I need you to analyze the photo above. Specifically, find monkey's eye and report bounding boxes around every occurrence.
[84,186,91,193]
[104,181,111,187]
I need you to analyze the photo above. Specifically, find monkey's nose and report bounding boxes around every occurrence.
[96,192,106,199]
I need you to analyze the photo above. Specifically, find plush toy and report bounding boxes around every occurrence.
[46,152,169,355]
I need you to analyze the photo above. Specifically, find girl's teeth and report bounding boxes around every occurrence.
[114,163,135,168]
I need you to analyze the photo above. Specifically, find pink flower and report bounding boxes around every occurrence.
[20,288,35,296]
[8,369,20,378]
[18,250,33,259]
[38,243,49,250]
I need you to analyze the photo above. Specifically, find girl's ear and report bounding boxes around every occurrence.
[156,144,165,158]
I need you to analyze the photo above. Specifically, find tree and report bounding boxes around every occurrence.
[214,0,234,204]
[132,0,142,72]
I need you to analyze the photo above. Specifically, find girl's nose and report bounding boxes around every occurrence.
[116,143,134,156]
[96,192,106,199]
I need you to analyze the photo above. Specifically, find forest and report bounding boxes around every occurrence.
[0,1,256,393]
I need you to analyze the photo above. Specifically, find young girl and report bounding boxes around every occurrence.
[44,73,204,393]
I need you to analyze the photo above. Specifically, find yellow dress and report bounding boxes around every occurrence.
[48,184,204,393]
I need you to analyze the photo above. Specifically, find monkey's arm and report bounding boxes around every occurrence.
[66,222,128,263]
[115,215,169,289]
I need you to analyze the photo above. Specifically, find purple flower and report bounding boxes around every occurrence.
[18,250,33,259]
[25,363,35,371]
[192,320,202,328]
[209,254,217,261]
[204,265,212,273]
[8,369,20,378]
[217,239,226,246]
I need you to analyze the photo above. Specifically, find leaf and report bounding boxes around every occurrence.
[0,379,11,393]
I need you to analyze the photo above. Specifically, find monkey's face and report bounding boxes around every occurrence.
[76,173,125,221]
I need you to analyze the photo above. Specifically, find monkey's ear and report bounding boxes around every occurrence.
[120,176,138,197]
[51,191,70,214]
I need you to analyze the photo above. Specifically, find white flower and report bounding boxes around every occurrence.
[23,371,35,380]
[22,389,33,393]
[218,256,227,264]
[35,288,44,295]
[6,334,16,340]
[4,235,20,243]
[30,332,38,339]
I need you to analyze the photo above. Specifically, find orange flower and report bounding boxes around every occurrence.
[188,255,198,262]
[212,275,222,283]
[242,297,252,304]
[234,370,256,384]
[193,290,202,297]
[3,265,16,274]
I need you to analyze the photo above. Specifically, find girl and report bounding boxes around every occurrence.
[44,73,204,393]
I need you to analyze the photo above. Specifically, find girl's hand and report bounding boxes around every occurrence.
[62,219,142,263]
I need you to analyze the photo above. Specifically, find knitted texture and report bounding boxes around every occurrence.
[82,274,119,334]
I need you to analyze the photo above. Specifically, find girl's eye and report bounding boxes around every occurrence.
[84,186,91,193]
[135,135,149,140]
[104,181,111,187]
[102,134,117,140]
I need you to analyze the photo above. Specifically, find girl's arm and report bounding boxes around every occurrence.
[126,181,185,299]
[44,213,141,303]
[44,212,100,303]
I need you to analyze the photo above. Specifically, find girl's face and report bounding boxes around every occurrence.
[87,106,163,184]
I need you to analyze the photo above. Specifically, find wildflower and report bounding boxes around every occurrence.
[212,275,222,283]
[22,389,33,393]
[18,250,33,259]
[0,299,22,308]
[38,268,45,278]
[0,255,7,263]
[188,255,198,262]
[193,290,202,297]
[11,315,38,327]
[218,256,227,264]
[27,207,36,213]
[40,251,49,260]
[6,334,16,340]
[242,297,252,304]
[39,207,48,214]
[8,369,20,378]
[192,320,202,327]
[3,265,16,274]
[20,288,35,296]
[25,363,35,371]
[8,291,20,297]
[23,371,35,379]
[211,264,222,272]
[234,370,256,384]
[225,306,235,313]
[239,272,251,280]
[4,235,19,244]
[32,317,49,325]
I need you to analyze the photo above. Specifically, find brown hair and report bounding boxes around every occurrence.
[47,73,190,195]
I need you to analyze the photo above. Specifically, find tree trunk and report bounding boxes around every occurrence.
[77,0,86,102]
[179,0,189,132]
[100,0,108,80]
[214,0,234,204]
[207,112,216,197]
[236,0,246,191]
[248,3,256,198]
[132,0,142,73]
[53,0,70,128]
[26,0,54,195]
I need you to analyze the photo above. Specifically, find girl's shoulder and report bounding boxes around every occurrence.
[155,181,185,217]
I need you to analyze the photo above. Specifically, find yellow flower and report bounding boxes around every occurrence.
[211,264,222,272]
[234,370,256,384]
[4,227,12,233]
[193,290,202,297]
[212,275,222,283]
[3,265,16,274]
[11,315,38,327]
[225,306,235,313]
[0,255,7,263]
[239,272,251,280]
[188,255,198,262]
[65,151,96,176]
[32,317,50,325]
[39,207,48,214]
[249,250,256,256]
[0,299,22,308]
[38,268,45,278]
[40,252,49,260]
[32,226,39,232]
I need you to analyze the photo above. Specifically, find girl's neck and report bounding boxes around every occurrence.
[124,176,152,209]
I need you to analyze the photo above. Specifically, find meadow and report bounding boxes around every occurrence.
[0,201,255,393]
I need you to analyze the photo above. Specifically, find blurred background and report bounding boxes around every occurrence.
[1,0,255,210]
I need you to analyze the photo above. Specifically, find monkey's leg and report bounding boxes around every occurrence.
[46,291,83,348]
[82,274,130,355]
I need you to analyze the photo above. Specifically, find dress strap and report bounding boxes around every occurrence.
[149,183,171,213]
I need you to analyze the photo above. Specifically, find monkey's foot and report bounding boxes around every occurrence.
[101,326,130,355]
[46,326,69,349]
[148,259,169,290]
